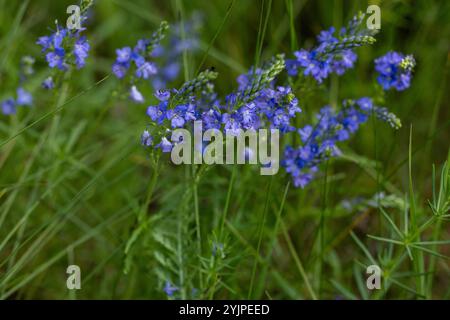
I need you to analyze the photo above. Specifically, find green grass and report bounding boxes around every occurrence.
[0,0,449,299]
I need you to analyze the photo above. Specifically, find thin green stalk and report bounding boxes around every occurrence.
[248,176,273,299]
[219,165,237,239]
[192,164,203,290]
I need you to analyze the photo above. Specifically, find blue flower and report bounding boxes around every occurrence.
[130,85,145,103]
[155,89,170,101]
[116,47,132,64]
[201,108,222,130]
[36,36,52,52]
[163,281,178,298]
[166,103,197,128]
[147,101,168,124]
[355,97,373,111]
[283,101,370,188]
[140,130,153,147]
[157,137,173,153]
[112,63,128,79]
[46,49,66,70]
[374,51,415,91]
[74,37,90,69]
[287,14,376,83]
[16,88,32,106]
[1,98,16,115]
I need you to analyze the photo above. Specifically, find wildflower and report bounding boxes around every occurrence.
[150,15,201,89]
[1,98,16,115]
[20,56,35,77]
[201,108,222,130]
[163,281,179,298]
[286,13,376,83]
[222,112,243,136]
[112,63,128,79]
[212,242,225,258]
[74,37,90,68]
[16,88,33,106]
[166,103,197,128]
[282,102,369,188]
[374,51,415,91]
[135,60,157,79]
[140,130,153,147]
[37,20,90,70]
[147,102,167,124]
[112,21,169,81]
[130,85,144,103]
[155,89,170,101]
[115,47,132,64]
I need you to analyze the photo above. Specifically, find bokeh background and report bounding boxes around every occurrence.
[0,0,448,299]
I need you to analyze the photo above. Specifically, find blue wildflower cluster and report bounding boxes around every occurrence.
[37,27,90,70]
[375,51,416,91]
[35,0,93,91]
[286,13,377,83]
[1,56,34,115]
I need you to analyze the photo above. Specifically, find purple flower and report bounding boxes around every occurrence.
[16,88,32,106]
[356,97,373,111]
[1,98,16,115]
[130,85,144,103]
[331,50,357,75]
[375,51,415,91]
[166,103,197,128]
[116,47,132,63]
[147,102,167,124]
[46,49,65,70]
[112,63,129,79]
[201,108,222,130]
[317,27,338,44]
[154,89,170,101]
[74,37,90,69]
[140,130,153,147]
[287,15,375,83]
[157,137,173,153]
[135,61,157,79]
[42,76,54,90]
[283,102,370,188]
[222,112,242,136]
[163,281,178,297]
[37,26,89,70]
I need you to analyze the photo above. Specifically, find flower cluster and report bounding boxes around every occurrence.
[37,25,90,70]
[143,69,218,151]
[375,51,415,91]
[151,13,202,90]
[281,96,402,188]
[286,13,377,83]
[141,54,302,152]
